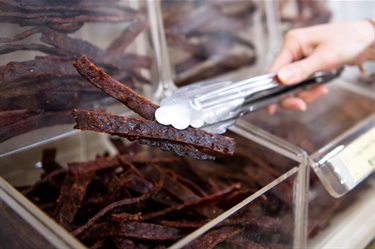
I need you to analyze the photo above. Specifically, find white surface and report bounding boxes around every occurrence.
[308,181,375,249]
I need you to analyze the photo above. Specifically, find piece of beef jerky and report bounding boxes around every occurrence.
[53,172,95,230]
[73,53,157,120]
[72,109,235,157]
[184,226,244,249]
[106,18,147,55]
[79,221,182,242]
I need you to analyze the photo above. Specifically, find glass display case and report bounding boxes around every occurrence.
[0,1,154,157]
[0,1,373,248]
[0,125,309,248]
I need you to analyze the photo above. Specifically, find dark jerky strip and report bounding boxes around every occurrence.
[72,174,164,236]
[164,169,208,198]
[138,138,216,160]
[80,221,181,242]
[68,156,120,175]
[112,237,137,249]
[0,59,77,88]
[41,148,63,175]
[72,192,152,236]
[54,172,94,230]
[106,18,147,55]
[142,183,241,220]
[22,168,66,196]
[175,53,256,87]
[162,172,200,203]
[0,10,139,26]
[73,53,157,120]
[228,234,284,249]
[68,153,177,175]
[160,219,209,229]
[184,226,244,249]
[41,30,150,71]
[111,212,142,223]
[168,5,221,34]
[0,0,133,12]
[0,27,42,42]
[0,110,73,143]
[72,109,235,156]
[89,238,106,249]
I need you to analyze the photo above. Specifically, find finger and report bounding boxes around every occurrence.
[276,51,330,85]
[297,85,329,104]
[280,97,307,111]
[267,104,277,115]
[268,29,315,73]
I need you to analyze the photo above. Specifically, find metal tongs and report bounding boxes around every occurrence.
[155,68,344,134]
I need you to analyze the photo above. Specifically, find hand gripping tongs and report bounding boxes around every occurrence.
[155,68,343,134]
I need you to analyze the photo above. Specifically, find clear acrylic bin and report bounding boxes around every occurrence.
[147,1,278,100]
[0,1,154,157]
[0,124,309,248]
[239,78,375,243]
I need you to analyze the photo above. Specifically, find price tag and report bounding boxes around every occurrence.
[330,127,375,190]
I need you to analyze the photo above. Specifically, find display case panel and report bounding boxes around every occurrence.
[0,1,154,157]
[0,125,307,248]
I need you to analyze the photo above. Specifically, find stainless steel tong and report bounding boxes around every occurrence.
[155,68,344,134]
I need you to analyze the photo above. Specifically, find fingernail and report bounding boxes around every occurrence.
[278,66,296,85]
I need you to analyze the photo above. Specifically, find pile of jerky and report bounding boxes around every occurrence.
[19,134,297,249]
[0,0,151,143]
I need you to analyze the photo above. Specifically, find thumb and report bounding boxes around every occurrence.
[277,54,323,85]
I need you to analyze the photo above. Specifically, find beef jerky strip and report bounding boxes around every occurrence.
[88,239,106,249]
[141,183,241,220]
[0,27,41,43]
[0,110,73,143]
[41,148,63,175]
[71,192,152,237]
[72,174,164,236]
[160,219,209,229]
[162,171,201,202]
[110,212,142,223]
[106,18,147,55]
[0,59,77,88]
[138,139,216,160]
[164,169,208,198]
[41,29,150,71]
[111,237,136,249]
[0,77,98,100]
[168,5,221,34]
[54,172,95,231]
[47,22,84,33]
[22,168,67,197]
[68,153,176,175]
[72,109,235,156]
[175,52,256,86]
[79,221,181,242]
[0,10,139,26]
[0,88,104,112]
[228,235,284,249]
[184,226,244,249]
[0,0,131,12]
[73,53,157,121]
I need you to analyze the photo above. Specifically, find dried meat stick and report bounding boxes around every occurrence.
[73,53,157,120]
[184,226,244,249]
[54,172,94,230]
[72,109,235,156]
[79,221,182,242]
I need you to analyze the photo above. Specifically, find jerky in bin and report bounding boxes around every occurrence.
[160,1,258,87]
[0,1,151,143]
[19,133,297,249]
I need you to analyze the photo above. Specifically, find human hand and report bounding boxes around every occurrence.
[268,20,375,113]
